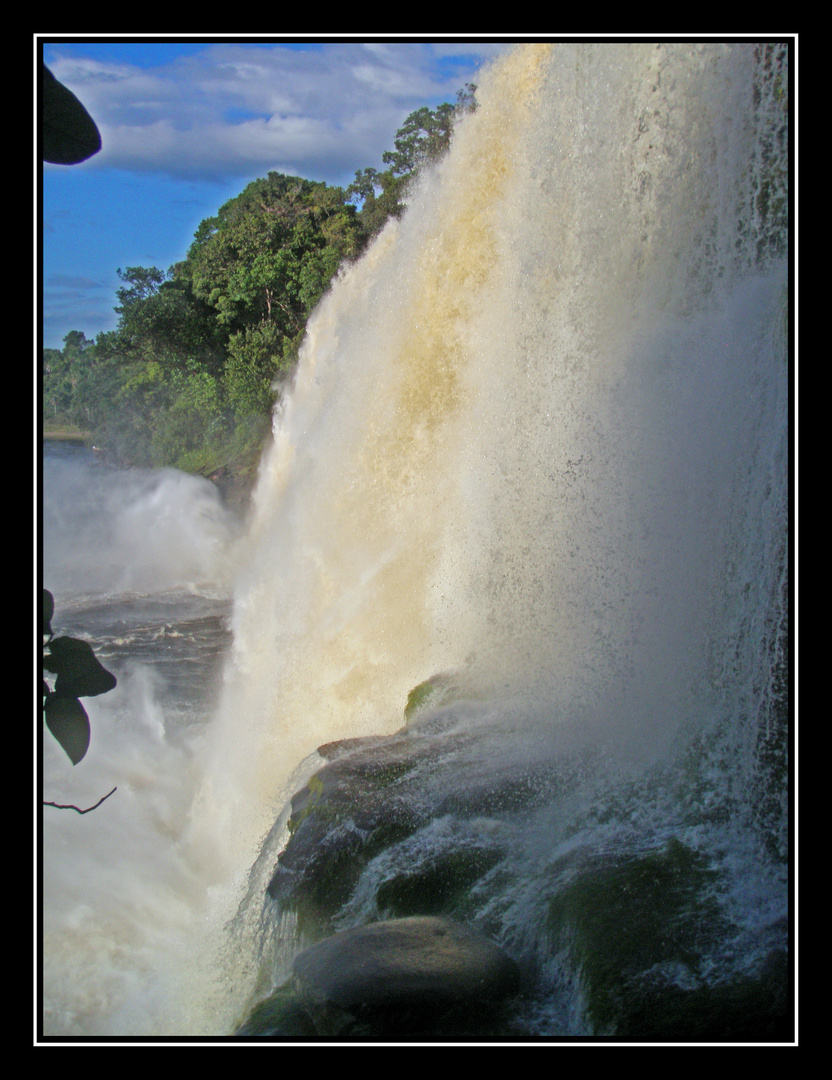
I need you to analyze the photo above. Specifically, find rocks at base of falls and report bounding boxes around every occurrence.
[265,672,573,942]
[544,840,791,1040]
[236,982,320,1038]
[290,916,521,1037]
[236,673,791,1040]
[236,916,522,1038]
[236,676,539,1038]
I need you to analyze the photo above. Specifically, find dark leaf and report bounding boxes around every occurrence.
[42,63,102,165]
[43,589,54,637]
[44,695,90,765]
[43,636,117,697]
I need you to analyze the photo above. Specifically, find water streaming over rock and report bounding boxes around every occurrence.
[41,42,790,1040]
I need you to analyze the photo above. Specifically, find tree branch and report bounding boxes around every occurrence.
[42,787,117,814]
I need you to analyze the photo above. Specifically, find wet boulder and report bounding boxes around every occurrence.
[266,732,435,937]
[291,916,521,1037]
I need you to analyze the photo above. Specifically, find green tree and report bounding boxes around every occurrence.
[385,87,476,176]
[43,346,73,421]
[347,167,410,236]
[225,320,288,419]
[43,330,110,431]
[147,363,225,470]
[186,172,364,432]
[42,87,477,475]
[114,265,166,309]
[382,101,457,176]
[348,84,477,239]
[113,266,226,376]
[188,173,362,330]
[77,266,232,467]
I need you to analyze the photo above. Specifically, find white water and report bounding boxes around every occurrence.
[41,43,789,1038]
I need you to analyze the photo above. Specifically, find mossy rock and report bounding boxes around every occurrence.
[547,837,728,1034]
[235,981,318,1037]
[614,946,791,1041]
[266,678,564,939]
[267,733,437,937]
[271,815,425,937]
[376,844,505,919]
[403,671,468,723]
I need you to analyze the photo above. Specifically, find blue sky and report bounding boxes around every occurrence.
[40,37,512,349]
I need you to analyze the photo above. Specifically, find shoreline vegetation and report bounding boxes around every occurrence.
[43,427,92,442]
[42,89,478,496]
[41,427,258,516]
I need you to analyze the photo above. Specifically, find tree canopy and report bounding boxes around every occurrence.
[43,88,477,478]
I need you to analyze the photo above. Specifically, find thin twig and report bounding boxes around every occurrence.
[42,787,117,814]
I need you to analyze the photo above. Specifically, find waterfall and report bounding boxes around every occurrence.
[42,41,789,1039]
[198,37,787,885]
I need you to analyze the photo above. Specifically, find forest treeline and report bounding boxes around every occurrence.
[42,86,477,482]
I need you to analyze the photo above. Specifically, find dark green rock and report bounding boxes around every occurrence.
[403,672,462,723]
[267,734,429,937]
[235,982,318,1037]
[615,946,791,1041]
[545,835,790,1038]
[266,716,482,936]
[266,678,568,937]
[291,916,521,1036]
[376,846,504,919]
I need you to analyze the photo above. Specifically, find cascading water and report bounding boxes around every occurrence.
[41,41,789,1040]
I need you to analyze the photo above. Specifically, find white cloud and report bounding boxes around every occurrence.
[45,41,510,185]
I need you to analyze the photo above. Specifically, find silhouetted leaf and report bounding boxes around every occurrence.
[43,636,117,697]
[42,63,102,165]
[44,695,90,764]
[43,589,54,637]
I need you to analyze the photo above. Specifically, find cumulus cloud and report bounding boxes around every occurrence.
[45,41,509,185]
